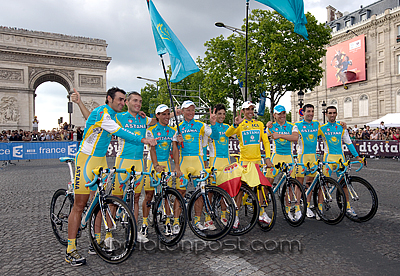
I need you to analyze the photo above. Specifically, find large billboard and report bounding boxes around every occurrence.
[326,34,366,88]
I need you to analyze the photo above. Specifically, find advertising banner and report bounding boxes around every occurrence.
[326,34,366,88]
[0,141,79,161]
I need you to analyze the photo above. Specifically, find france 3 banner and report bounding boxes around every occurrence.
[0,141,79,161]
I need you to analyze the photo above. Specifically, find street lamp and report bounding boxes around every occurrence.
[297,90,304,109]
[215,1,250,101]
[322,100,327,124]
[137,76,159,116]
[346,29,359,36]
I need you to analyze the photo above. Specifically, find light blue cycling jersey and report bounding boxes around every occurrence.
[295,120,320,155]
[179,119,211,157]
[146,123,177,162]
[209,123,230,158]
[115,112,151,159]
[319,121,358,157]
[79,105,142,157]
[267,121,298,155]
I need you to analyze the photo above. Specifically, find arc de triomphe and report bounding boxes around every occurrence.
[0,26,111,131]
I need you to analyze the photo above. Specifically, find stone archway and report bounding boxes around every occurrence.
[0,26,111,130]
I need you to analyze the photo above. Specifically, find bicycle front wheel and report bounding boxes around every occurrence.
[229,184,259,236]
[339,176,378,222]
[313,177,345,225]
[280,179,306,227]
[50,189,74,246]
[254,185,277,232]
[153,188,187,246]
[187,186,235,241]
[88,196,136,264]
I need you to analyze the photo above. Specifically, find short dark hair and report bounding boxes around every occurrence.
[126,91,141,101]
[214,103,226,113]
[302,104,314,112]
[105,87,126,104]
[326,106,337,113]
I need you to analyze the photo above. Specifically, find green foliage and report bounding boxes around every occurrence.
[234,10,331,118]
[286,110,292,122]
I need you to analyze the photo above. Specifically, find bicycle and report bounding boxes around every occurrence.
[266,162,306,227]
[336,158,378,222]
[181,168,236,241]
[122,168,187,246]
[50,160,137,264]
[304,159,346,225]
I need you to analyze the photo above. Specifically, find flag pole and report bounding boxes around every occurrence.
[159,54,183,139]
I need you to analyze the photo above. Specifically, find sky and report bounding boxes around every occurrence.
[0,0,375,130]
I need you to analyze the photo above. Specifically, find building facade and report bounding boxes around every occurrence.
[292,0,400,126]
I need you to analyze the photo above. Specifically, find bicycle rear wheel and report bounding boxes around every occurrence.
[313,177,345,225]
[229,184,259,236]
[153,188,187,246]
[280,179,306,227]
[339,176,378,222]
[88,196,136,264]
[50,189,74,246]
[187,186,235,241]
[254,185,277,232]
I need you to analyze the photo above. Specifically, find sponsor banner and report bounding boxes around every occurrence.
[0,141,79,161]
[228,139,400,157]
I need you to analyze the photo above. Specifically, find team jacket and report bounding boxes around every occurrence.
[209,123,230,159]
[146,123,177,162]
[295,120,320,155]
[226,119,271,162]
[79,105,142,157]
[115,112,151,159]
[320,121,359,157]
[266,121,298,155]
[179,119,211,157]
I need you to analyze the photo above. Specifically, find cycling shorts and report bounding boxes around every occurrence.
[210,157,230,171]
[323,153,344,177]
[265,153,295,178]
[180,156,204,185]
[74,152,107,195]
[112,157,146,195]
[296,153,318,177]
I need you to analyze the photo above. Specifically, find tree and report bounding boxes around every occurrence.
[234,10,331,119]
[200,35,242,119]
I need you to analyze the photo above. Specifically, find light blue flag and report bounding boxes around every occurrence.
[147,0,199,83]
[255,0,308,40]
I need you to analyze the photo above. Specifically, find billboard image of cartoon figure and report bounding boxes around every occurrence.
[326,34,366,88]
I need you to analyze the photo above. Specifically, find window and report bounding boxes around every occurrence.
[379,99,385,114]
[343,97,352,118]
[378,32,384,44]
[396,90,400,113]
[332,26,337,32]
[379,61,384,73]
[359,94,369,116]
[345,21,351,27]
[398,25,400,36]
[398,55,400,74]
[360,13,367,21]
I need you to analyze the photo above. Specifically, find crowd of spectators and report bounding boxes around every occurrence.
[348,122,400,141]
[1,122,84,142]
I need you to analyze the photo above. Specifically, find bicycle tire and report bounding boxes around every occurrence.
[280,178,306,227]
[229,184,259,236]
[254,185,277,232]
[50,188,74,246]
[88,196,136,264]
[153,188,187,246]
[313,177,345,225]
[339,176,378,222]
[187,185,235,241]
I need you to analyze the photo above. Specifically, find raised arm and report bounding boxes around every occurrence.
[71,88,90,120]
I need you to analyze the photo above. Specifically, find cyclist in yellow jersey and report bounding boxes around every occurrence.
[225,101,273,228]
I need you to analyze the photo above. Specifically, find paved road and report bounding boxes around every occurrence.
[0,158,399,275]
